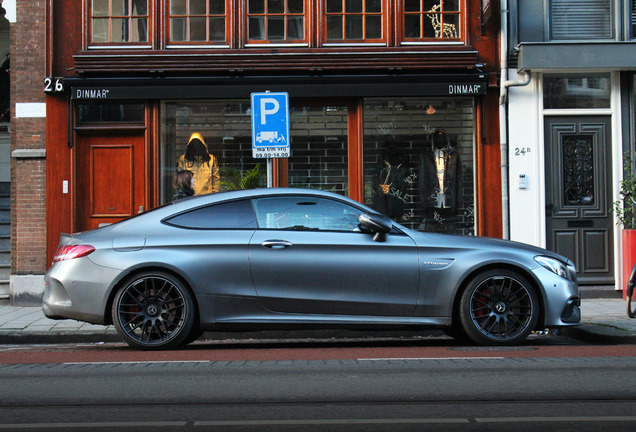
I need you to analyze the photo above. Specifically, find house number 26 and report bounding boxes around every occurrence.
[44,77,64,94]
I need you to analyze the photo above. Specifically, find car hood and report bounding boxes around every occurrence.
[406,230,574,266]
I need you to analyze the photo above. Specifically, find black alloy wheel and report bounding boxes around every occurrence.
[459,269,539,345]
[112,271,195,349]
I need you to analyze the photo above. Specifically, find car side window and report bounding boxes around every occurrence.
[252,197,363,232]
[164,199,257,229]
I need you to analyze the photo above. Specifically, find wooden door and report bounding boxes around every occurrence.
[544,116,614,286]
[76,133,147,232]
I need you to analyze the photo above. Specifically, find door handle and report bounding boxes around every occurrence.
[262,240,292,249]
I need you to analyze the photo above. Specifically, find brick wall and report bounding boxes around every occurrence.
[10,0,47,275]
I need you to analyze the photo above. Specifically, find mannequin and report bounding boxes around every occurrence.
[418,130,463,214]
[177,132,220,195]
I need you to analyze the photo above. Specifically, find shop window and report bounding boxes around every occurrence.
[247,0,308,44]
[161,101,265,204]
[363,98,475,235]
[324,0,385,43]
[403,0,461,42]
[288,105,349,195]
[169,0,228,44]
[549,0,613,40]
[90,0,150,45]
[543,73,611,109]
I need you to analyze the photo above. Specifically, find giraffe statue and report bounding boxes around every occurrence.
[426,4,458,39]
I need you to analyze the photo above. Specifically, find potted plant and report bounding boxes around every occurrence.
[219,164,265,191]
[613,154,636,297]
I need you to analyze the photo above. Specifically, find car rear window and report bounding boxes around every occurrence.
[164,199,257,229]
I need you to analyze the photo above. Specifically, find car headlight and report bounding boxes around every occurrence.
[535,256,570,280]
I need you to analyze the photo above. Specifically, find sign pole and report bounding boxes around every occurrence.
[267,158,273,188]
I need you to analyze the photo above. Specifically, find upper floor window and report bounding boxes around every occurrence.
[549,0,613,40]
[247,0,308,44]
[403,0,461,42]
[90,0,150,45]
[631,0,636,39]
[169,0,228,44]
[325,0,385,43]
[86,0,467,48]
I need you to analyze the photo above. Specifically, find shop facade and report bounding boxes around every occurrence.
[506,0,636,289]
[22,0,502,301]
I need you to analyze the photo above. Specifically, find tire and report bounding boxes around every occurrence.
[112,271,195,350]
[458,269,539,346]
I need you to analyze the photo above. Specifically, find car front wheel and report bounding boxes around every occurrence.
[459,269,539,345]
[112,271,195,350]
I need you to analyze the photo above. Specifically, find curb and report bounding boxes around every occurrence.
[561,323,636,344]
[0,332,122,345]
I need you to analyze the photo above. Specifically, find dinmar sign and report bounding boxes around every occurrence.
[70,80,486,100]
[448,84,483,95]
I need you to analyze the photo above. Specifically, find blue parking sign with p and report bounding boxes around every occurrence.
[251,92,290,158]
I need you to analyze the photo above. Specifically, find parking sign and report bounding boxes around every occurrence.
[251,92,290,159]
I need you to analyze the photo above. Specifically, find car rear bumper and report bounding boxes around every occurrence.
[43,258,121,325]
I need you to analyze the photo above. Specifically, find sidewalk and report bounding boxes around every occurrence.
[0,298,635,345]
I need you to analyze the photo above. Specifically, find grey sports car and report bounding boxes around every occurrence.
[43,188,580,349]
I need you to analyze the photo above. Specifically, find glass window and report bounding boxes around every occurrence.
[78,102,145,123]
[253,196,363,231]
[165,199,258,229]
[550,0,613,40]
[90,0,149,44]
[543,73,611,109]
[169,0,228,44]
[247,0,307,43]
[632,0,636,39]
[325,0,385,43]
[288,105,349,196]
[363,97,475,235]
[160,101,266,205]
[403,0,461,42]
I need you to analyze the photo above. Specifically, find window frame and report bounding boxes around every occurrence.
[243,0,311,46]
[322,0,388,46]
[548,0,615,42]
[166,0,232,48]
[87,0,153,48]
[400,0,464,44]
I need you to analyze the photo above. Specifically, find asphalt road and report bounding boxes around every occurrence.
[1,338,636,431]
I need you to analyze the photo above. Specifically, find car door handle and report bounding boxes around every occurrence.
[262,240,293,249]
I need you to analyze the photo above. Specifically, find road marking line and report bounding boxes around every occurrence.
[61,361,211,365]
[194,419,470,426]
[0,422,187,429]
[357,357,505,361]
[476,416,636,423]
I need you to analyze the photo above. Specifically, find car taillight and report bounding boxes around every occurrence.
[53,245,96,262]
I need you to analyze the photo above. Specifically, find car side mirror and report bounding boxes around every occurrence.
[358,213,392,242]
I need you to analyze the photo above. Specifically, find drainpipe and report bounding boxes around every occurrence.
[499,0,531,240]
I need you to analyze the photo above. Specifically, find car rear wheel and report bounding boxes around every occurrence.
[458,269,539,345]
[112,271,195,350]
